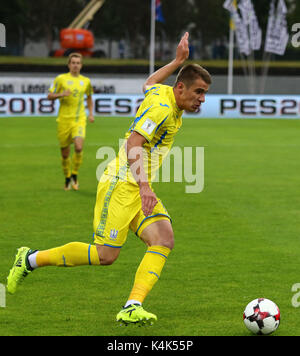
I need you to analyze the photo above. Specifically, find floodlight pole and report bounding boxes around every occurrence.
[149,0,156,75]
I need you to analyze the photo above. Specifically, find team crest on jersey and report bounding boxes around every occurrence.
[80,81,84,86]
[109,229,119,240]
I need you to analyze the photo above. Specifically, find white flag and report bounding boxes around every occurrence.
[248,0,262,51]
[265,0,289,55]
[249,10,262,50]
[224,0,261,55]
[223,0,235,13]
[238,0,262,51]
[238,0,252,25]
[233,11,251,56]
[224,0,250,55]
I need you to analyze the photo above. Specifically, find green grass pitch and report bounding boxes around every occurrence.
[1,116,300,336]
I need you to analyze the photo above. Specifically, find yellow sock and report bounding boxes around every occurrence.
[36,242,100,267]
[128,245,171,304]
[61,157,71,178]
[71,151,83,175]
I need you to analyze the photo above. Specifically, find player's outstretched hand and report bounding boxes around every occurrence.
[175,32,189,65]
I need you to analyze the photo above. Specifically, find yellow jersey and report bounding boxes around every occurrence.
[105,84,183,184]
[49,72,93,123]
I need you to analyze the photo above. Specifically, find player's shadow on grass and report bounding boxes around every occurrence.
[70,190,96,198]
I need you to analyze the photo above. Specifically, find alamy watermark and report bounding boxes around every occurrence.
[0,23,6,48]
[0,283,6,308]
[291,23,300,48]
[291,283,300,307]
[96,140,204,194]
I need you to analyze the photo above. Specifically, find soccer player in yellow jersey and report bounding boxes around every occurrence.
[7,33,211,325]
[48,53,94,191]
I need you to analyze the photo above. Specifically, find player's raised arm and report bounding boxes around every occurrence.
[142,32,190,93]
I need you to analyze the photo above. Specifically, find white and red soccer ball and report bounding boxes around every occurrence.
[243,298,280,335]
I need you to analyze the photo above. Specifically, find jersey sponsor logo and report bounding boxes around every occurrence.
[141,118,156,135]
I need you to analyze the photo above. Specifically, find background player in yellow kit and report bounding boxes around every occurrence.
[7,33,212,325]
[48,53,94,191]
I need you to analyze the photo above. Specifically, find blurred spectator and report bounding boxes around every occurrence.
[212,39,226,59]
[118,40,125,59]
[188,43,195,60]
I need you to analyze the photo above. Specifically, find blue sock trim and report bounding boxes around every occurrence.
[148,271,160,279]
[146,250,168,259]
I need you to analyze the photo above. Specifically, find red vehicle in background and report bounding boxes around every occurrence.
[50,0,106,58]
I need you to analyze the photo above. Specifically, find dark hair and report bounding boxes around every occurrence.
[174,64,212,88]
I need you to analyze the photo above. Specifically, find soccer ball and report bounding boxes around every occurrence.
[243,298,280,335]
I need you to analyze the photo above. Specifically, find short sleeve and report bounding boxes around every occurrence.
[133,105,168,142]
[48,76,61,94]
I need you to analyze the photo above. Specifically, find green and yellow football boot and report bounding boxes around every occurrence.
[116,304,157,326]
[7,247,33,294]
